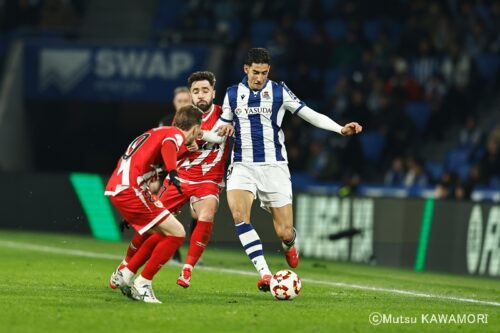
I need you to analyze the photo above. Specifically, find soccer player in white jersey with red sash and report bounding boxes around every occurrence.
[110,72,232,292]
[159,71,231,287]
[218,48,363,292]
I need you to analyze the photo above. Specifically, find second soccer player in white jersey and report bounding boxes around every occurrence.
[218,48,363,292]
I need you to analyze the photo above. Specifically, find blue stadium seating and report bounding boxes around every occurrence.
[490,176,500,188]
[324,68,349,96]
[475,53,500,81]
[388,21,402,46]
[321,0,338,12]
[152,0,186,32]
[425,161,444,182]
[404,101,432,131]
[359,131,386,161]
[223,19,241,42]
[445,147,470,173]
[363,20,381,42]
[324,20,347,40]
[251,20,277,46]
[457,163,471,180]
[295,20,314,39]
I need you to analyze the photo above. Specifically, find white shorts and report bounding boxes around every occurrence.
[226,163,293,211]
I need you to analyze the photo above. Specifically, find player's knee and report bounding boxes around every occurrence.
[198,212,215,222]
[197,208,216,222]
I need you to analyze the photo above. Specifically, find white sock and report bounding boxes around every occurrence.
[235,222,272,277]
[120,267,135,285]
[135,274,152,286]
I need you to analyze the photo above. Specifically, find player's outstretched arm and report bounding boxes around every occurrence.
[340,122,363,136]
[199,119,234,144]
[296,106,363,136]
[200,130,226,144]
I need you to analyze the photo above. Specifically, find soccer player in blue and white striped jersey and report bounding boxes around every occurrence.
[218,48,363,292]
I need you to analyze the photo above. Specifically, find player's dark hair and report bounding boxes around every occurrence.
[188,71,216,88]
[244,48,271,66]
[174,105,202,131]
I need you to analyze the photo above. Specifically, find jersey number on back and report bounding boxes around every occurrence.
[118,133,150,185]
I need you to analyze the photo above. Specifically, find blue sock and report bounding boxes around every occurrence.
[235,222,271,277]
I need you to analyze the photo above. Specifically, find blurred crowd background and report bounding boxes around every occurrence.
[0,0,499,200]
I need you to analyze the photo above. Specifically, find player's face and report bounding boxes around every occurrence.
[190,80,215,112]
[173,92,191,112]
[244,63,270,91]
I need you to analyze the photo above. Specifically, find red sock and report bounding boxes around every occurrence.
[120,233,151,269]
[126,233,164,273]
[141,236,185,280]
[186,221,213,267]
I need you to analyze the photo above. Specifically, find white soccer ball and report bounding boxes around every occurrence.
[270,270,301,300]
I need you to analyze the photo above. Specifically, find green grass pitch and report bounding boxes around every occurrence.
[0,231,498,333]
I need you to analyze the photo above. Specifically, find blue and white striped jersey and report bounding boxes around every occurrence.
[221,77,306,164]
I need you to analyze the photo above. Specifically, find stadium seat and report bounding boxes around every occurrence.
[295,20,314,39]
[363,20,381,42]
[152,0,186,32]
[324,68,349,96]
[425,161,444,182]
[490,176,500,188]
[222,19,241,42]
[457,164,471,180]
[321,0,338,12]
[404,102,432,131]
[475,53,500,81]
[445,148,470,173]
[359,131,386,162]
[324,20,347,40]
[291,172,315,191]
[250,20,277,47]
[388,21,402,46]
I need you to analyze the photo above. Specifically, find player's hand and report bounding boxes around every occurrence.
[217,124,234,137]
[168,170,183,194]
[341,122,363,136]
[187,141,199,152]
[119,220,130,233]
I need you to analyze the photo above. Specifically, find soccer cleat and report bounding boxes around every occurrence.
[131,281,162,304]
[176,267,192,288]
[109,269,125,289]
[257,274,272,292]
[284,246,299,268]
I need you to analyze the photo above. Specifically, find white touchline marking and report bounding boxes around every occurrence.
[1,239,499,307]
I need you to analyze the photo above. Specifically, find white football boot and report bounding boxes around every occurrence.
[131,277,162,304]
[109,268,134,297]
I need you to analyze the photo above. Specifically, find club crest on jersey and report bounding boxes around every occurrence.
[262,91,270,99]
[153,200,164,208]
